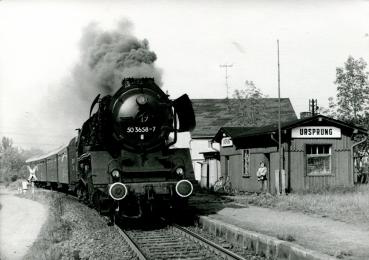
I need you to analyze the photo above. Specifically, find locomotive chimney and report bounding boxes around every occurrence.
[122,78,155,88]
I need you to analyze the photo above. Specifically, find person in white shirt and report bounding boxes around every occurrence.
[256,161,267,193]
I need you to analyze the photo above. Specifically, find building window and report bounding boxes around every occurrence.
[306,144,332,176]
[242,149,250,177]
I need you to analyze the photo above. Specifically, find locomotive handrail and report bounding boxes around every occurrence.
[89,94,101,118]
[78,153,91,161]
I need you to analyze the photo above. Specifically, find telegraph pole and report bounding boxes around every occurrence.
[277,40,284,195]
[220,64,233,99]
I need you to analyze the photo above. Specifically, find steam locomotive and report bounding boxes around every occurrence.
[26,78,196,219]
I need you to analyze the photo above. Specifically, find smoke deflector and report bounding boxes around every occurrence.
[173,94,196,132]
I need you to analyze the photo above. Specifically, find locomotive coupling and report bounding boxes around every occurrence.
[108,182,128,200]
[175,180,193,198]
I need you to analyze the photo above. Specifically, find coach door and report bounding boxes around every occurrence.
[58,148,69,184]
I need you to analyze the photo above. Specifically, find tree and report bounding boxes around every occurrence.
[233,80,266,99]
[318,97,338,119]
[1,137,13,150]
[335,56,369,124]
[227,80,268,126]
[319,57,369,184]
[0,137,42,182]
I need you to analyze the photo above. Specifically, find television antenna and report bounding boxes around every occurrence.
[220,64,233,99]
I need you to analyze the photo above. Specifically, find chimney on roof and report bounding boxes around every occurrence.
[300,112,312,119]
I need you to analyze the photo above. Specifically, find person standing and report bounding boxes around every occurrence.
[256,161,268,193]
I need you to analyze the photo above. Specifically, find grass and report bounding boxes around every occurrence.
[276,233,296,242]
[6,179,23,189]
[233,184,369,225]
[23,192,72,260]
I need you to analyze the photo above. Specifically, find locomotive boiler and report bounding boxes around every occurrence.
[27,78,196,220]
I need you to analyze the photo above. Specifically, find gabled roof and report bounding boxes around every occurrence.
[190,98,297,138]
[213,115,368,148]
[235,115,368,140]
[213,127,254,143]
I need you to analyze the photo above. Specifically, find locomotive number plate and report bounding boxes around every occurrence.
[126,126,156,133]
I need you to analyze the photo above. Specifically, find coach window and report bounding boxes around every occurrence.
[306,144,332,176]
[242,149,250,177]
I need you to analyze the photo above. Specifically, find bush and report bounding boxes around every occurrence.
[10,175,18,182]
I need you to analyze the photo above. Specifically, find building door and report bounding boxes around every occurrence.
[264,153,271,193]
[225,156,230,178]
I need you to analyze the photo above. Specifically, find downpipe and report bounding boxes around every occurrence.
[351,134,367,184]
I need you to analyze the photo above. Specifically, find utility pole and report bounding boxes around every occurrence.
[277,40,284,195]
[220,64,233,99]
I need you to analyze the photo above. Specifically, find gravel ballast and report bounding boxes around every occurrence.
[22,190,136,260]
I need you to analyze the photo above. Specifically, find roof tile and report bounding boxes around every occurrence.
[191,98,297,138]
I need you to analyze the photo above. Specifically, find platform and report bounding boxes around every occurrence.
[199,205,369,260]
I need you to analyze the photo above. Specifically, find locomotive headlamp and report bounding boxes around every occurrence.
[175,180,193,198]
[136,95,148,105]
[108,182,127,200]
[111,170,120,178]
[175,167,184,176]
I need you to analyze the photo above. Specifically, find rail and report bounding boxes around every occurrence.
[171,223,247,260]
[118,217,248,260]
[113,224,148,260]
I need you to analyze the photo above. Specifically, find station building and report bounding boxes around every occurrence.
[212,115,368,194]
[183,98,297,188]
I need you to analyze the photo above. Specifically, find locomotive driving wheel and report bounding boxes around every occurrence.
[76,182,87,203]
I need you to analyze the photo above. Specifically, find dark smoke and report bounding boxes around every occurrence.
[74,20,162,98]
[29,19,162,150]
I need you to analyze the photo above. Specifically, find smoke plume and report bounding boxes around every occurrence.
[28,19,162,151]
[74,20,162,98]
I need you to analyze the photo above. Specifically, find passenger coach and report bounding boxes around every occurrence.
[26,138,78,191]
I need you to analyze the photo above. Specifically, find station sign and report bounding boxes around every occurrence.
[291,126,341,138]
[221,137,233,147]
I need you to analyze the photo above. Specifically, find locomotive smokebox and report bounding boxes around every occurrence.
[110,78,174,152]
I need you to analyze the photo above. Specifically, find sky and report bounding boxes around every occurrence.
[1,0,369,151]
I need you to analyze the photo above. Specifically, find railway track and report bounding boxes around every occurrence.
[115,220,248,260]
[62,190,240,259]
[37,189,253,259]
